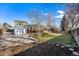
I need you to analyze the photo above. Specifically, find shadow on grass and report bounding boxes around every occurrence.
[14,34,76,56]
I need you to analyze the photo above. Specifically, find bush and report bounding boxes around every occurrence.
[7,29,14,32]
[50,28,59,33]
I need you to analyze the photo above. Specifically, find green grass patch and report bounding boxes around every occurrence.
[32,33,76,46]
[50,34,76,46]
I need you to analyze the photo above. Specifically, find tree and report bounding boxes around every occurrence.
[3,23,8,28]
[27,9,42,36]
[61,15,67,31]
[47,13,55,31]
[65,4,79,30]
[2,22,11,32]
[60,4,79,32]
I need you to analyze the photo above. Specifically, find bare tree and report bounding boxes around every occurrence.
[65,4,79,30]
[60,4,79,32]
[47,13,55,32]
[27,9,42,37]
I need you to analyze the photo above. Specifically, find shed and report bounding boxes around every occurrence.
[14,26,27,36]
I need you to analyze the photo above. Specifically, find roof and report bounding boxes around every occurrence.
[14,20,28,24]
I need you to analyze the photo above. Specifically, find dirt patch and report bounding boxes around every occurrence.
[0,43,33,56]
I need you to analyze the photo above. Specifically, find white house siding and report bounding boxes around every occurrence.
[14,26,27,36]
[71,29,79,46]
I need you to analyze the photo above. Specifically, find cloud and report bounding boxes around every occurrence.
[56,10,64,18]
[57,10,64,14]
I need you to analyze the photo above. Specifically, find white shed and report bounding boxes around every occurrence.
[14,26,27,36]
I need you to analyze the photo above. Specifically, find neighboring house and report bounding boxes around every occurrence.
[14,20,28,28]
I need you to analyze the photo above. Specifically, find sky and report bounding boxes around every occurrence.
[0,3,66,28]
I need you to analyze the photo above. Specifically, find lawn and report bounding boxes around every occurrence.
[31,33,56,42]
[32,33,76,46]
[50,34,76,46]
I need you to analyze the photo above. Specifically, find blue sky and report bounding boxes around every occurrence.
[0,3,66,28]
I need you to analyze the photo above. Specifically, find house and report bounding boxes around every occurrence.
[14,20,28,28]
